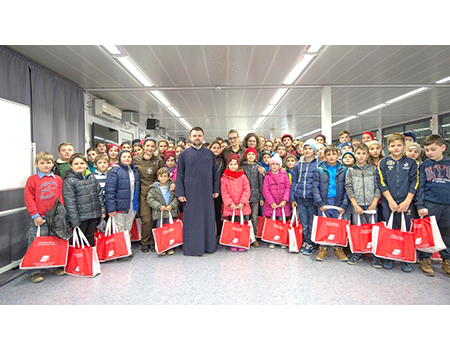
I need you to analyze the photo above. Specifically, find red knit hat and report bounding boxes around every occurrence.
[107,143,120,152]
[227,153,240,165]
[245,147,257,157]
[281,134,293,142]
[163,150,176,163]
[362,131,375,140]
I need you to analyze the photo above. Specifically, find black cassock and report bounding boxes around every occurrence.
[175,146,220,256]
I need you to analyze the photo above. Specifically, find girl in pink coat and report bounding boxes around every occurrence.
[221,154,251,252]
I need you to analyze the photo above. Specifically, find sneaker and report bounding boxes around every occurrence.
[372,258,383,269]
[167,249,175,255]
[299,246,306,254]
[316,247,327,261]
[230,247,238,252]
[383,259,394,270]
[269,244,275,249]
[401,262,413,273]
[419,258,435,277]
[159,251,167,256]
[252,240,260,248]
[238,248,246,252]
[150,245,156,253]
[30,273,44,283]
[347,254,363,265]
[141,245,150,253]
[280,245,287,249]
[442,259,450,277]
[303,244,315,256]
[51,267,65,276]
[334,247,349,262]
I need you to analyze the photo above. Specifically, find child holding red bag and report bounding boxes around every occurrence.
[221,154,252,252]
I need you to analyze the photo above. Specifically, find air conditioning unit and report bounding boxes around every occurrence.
[122,111,140,125]
[94,100,122,120]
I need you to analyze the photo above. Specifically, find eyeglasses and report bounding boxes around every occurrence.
[228,137,239,141]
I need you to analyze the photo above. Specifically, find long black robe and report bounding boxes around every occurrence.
[175,146,220,256]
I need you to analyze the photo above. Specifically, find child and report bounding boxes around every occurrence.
[157,139,169,158]
[341,151,356,168]
[314,133,326,145]
[175,145,185,160]
[146,167,178,255]
[93,154,109,196]
[24,151,65,283]
[53,142,74,179]
[168,142,175,151]
[120,141,132,152]
[221,154,252,252]
[367,140,384,166]
[403,131,417,143]
[338,141,354,155]
[312,145,349,262]
[264,140,273,153]
[105,150,140,236]
[262,153,291,249]
[275,143,287,168]
[285,154,297,183]
[415,134,450,277]
[282,134,297,156]
[241,147,264,248]
[63,153,106,246]
[344,143,382,267]
[362,131,375,144]
[86,147,97,173]
[377,133,419,272]
[96,141,107,155]
[290,139,318,255]
[339,130,351,144]
[107,143,120,167]
[351,138,361,150]
[316,143,326,163]
[132,139,143,157]
[296,141,304,160]
[164,150,177,181]
[404,142,422,164]
[260,150,271,173]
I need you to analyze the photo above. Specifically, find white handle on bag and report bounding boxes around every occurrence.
[356,211,376,226]
[76,227,91,248]
[36,225,41,238]
[290,208,299,227]
[231,209,244,225]
[105,217,119,236]
[271,206,287,223]
[160,211,174,228]
[387,212,407,231]
[322,205,343,219]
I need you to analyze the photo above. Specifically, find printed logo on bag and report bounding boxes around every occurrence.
[40,255,50,262]
[169,239,175,245]
[163,228,174,235]
[415,238,422,245]
[327,234,335,240]
[325,221,339,228]
[108,250,115,257]
[414,223,422,229]
[75,266,80,272]
[273,224,283,230]
[361,229,372,234]
[232,227,243,232]
[392,249,401,256]
[232,238,239,243]
[366,242,372,249]
[390,234,404,241]
[274,235,280,241]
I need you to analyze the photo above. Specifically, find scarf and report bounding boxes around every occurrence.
[224,168,245,179]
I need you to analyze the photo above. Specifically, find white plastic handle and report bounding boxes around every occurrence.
[36,225,41,238]
[271,209,276,221]
[387,212,407,231]
[76,227,91,248]
[231,209,244,224]
[322,205,343,219]
[357,211,376,226]
[290,208,299,227]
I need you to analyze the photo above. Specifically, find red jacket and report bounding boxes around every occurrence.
[24,173,64,218]
[220,170,251,217]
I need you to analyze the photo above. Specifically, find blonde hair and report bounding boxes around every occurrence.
[94,154,109,164]
[58,142,74,151]
[387,133,405,146]
[35,151,54,163]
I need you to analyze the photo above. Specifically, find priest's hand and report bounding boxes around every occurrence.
[213,193,219,198]
[178,197,187,202]
[418,208,428,218]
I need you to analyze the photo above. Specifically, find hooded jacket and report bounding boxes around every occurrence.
[146,179,179,221]
[241,161,264,202]
[312,161,349,209]
[290,157,318,202]
[262,169,291,218]
[345,163,381,206]
[221,170,252,217]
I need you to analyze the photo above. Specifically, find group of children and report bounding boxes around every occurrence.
[23,128,450,283]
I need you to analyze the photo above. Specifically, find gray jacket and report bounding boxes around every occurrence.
[146,180,179,221]
[242,161,264,202]
[345,163,381,207]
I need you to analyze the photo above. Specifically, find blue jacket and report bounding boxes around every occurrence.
[312,161,349,209]
[415,157,450,209]
[290,157,318,201]
[105,162,141,214]
[377,155,419,203]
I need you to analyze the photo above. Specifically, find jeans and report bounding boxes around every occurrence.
[350,205,378,225]
[296,198,316,245]
[27,219,49,276]
[249,202,260,234]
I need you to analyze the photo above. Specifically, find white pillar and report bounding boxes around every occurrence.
[431,115,439,134]
[321,86,332,144]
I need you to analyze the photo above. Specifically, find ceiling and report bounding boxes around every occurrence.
[6,45,450,141]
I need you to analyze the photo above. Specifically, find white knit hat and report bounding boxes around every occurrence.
[270,153,282,166]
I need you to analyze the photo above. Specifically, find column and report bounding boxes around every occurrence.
[321,86,332,143]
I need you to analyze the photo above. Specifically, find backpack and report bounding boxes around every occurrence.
[45,199,73,240]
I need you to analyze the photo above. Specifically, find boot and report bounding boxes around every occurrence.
[334,247,349,262]
[442,259,450,277]
[253,240,260,248]
[316,246,327,261]
[419,258,435,277]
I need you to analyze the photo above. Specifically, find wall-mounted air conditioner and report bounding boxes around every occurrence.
[122,111,140,126]
[94,100,122,120]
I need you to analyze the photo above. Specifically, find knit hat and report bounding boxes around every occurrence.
[118,149,133,163]
[339,141,354,151]
[270,153,282,166]
[164,150,176,163]
[303,139,317,153]
[132,139,141,147]
[366,140,381,148]
[362,131,375,141]
[281,134,293,142]
[107,143,120,152]
[403,131,417,142]
[404,142,421,155]
[227,153,240,165]
[342,151,356,163]
[261,150,271,158]
[245,147,257,157]
[314,133,326,142]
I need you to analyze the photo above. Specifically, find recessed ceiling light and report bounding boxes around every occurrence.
[307,45,323,53]
[269,88,289,105]
[261,104,276,116]
[167,106,181,117]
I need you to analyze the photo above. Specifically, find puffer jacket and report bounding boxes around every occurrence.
[241,161,264,202]
[262,170,291,218]
[133,153,164,195]
[105,162,141,214]
[312,161,349,210]
[345,163,381,206]
[221,170,252,217]
[290,157,318,202]
[63,169,106,227]
[146,180,179,221]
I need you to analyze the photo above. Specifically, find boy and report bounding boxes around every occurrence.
[285,154,297,183]
[24,151,65,283]
[260,150,271,173]
[351,138,361,150]
[345,143,382,267]
[291,139,318,255]
[53,142,74,179]
[94,154,109,196]
[341,151,356,168]
[120,141,132,151]
[96,141,107,155]
[312,145,349,262]
[339,141,354,155]
[415,134,450,277]
[86,147,97,173]
[275,143,287,168]
[377,133,419,272]
[339,130,351,144]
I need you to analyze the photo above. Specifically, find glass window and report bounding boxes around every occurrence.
[404,119,431,146]
[440,115,450,157]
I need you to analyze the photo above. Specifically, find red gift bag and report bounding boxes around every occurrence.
[178,212,183,222]
[256,216,266,238]
[20,226,69,270]
[412,216,446,253]
[96,217,132,262]
[64,228,101,277]
[288,210,303,253]
[220,210,252,249]
[372,213,416,263]
[129,218,142,242]
[311,206,349,247]
[152,212,183,254]
[346,212,382,254]
[261,209,290,246]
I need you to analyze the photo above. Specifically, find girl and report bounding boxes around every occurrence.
[242,132,262,161]
[262,153,291,249]
[210,141,226,237]
[367,140,384,166]
[316,143,326,163]
[107,143,120,167]
[63,153,106,246]
[264,140,273,153]
[314,133,326,145]
[164,150,177,181]
[404,142,422,164]
[168,142,175,152]
[175,144,185,160]
[157,139,169,158]
[362,131,375,144]
[281,134,297,156]
[221,154,252,252]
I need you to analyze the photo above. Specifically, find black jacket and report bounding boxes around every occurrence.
[242,161,264,202]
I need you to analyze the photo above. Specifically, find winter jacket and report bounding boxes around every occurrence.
[221,146,245,165]
[63,169,106,228]
[52,159,71,180]
[345,163,381,206]
[290,157,318,202]
[133,153,164,196]
[241,161,264,202]
[168,166,177,181]
[312,161,349,210]
[415,157,450,209]
[146,180,179,221]
[105,162,141,214]
[377,155,419,203]
[262,170,291,218]
[216,155,226,177]
[221,170,252,217]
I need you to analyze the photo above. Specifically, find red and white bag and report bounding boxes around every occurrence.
[311,206,349,247]
[288,209,303,253]
[261,208,290,246]
[96,217,132,262]
[256,216,266,238]
[129,217,142,242]
[412,215,446,253]
[346,211,382,254]
[220,210,254,249]
[152,212,183,254]
[20,226,69,270]
[64,228,101,277]
[372,213,416,263]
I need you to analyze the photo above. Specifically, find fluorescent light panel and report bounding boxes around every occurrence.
[262,104,276,116]
[358,103,386,115]
[151,91,171,107]
[269,88,288,105]
[117,56,153,87]
[300,128,321,138]
[436,76,450,84]
[385,87,428,104]
[331,115,358,127]
[102,45,121,55]
[283,54,316,85]
[308,45,323,53]
[167,106,181,117]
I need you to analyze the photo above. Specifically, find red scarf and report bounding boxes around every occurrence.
[224,168,244,179]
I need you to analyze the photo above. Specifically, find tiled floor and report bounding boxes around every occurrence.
[1,243,449,305]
